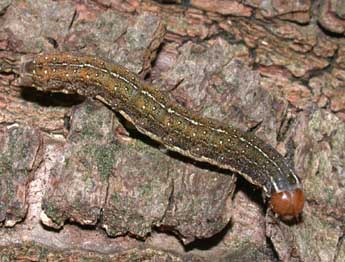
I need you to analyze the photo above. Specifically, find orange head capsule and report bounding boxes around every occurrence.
[269,188,304,220]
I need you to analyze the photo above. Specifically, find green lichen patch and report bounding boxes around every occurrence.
[0,125,40,225]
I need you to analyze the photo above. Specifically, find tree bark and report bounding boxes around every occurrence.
[0,0,344,261]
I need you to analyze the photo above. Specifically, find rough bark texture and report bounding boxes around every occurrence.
[0,0,345,261]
